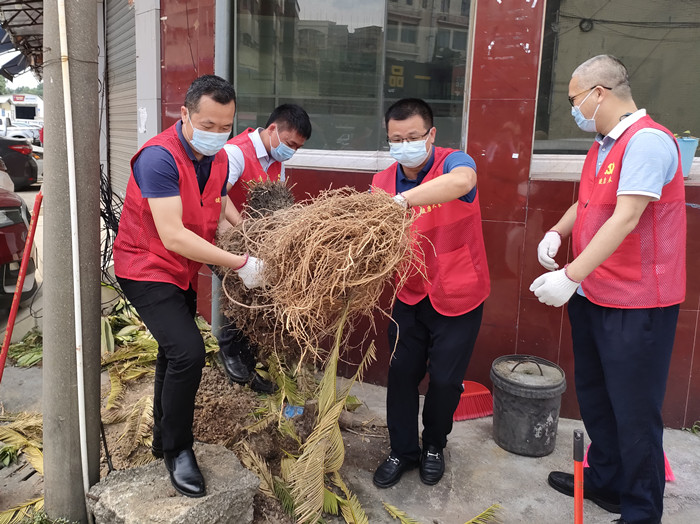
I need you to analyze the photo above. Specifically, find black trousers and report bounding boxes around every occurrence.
[569,293,678,524]
[386,296,483,462]
[210,265,257,368]
[117,277,206,456]
[217,320,257,369]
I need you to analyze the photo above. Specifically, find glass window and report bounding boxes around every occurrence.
[406,0,413,6]
[401,23,418,44]
[452,30,467,51]
[233,1,471,151]
[461,0,469,17]
[535,0,700,156]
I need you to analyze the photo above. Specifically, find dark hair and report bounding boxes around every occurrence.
[385,98,434,130]
[184,75,237,113]
[265,104,312,140]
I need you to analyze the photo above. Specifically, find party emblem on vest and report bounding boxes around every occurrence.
[215,197,221,203]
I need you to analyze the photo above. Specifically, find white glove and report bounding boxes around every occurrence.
[537,230,562,270]
[235,255,264,289]
[529,268,580,307]
[392,193,408,209]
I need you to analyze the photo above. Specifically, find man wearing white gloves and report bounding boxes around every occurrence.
[114,75,263,499]
[531,55,686,524]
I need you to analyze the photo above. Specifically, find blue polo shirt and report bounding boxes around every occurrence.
[132,120,228,198]
[395,147,478,203]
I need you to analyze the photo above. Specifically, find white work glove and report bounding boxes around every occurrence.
[537,230,562,270]
[392,193,408,209]
[529,267,580,307]
[235,255,265,289]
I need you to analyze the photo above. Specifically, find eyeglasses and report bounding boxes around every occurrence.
[568,85,613,107]
[386,129,430,144]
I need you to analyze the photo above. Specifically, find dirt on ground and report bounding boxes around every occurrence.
[99,364,389,524]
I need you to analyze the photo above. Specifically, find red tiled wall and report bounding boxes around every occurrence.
[162,0,700,429]
[160,0,216,129]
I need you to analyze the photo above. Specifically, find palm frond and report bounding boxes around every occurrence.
[273,477,296,517]
[237,441,277,499]
[0,427,33,449]
[465,504,503,524]
[101,316,115,356]
[118,395,153,456]
[278,418,302,446]
[322,487,341,516]
[21,445,43,475]
[246,411,276,434]
[101,408,128,425]
[105,366,124,410]
[0,497,44,524]
[382,502,421,523]
[290,439,327,524]
[338,491,369,524]
[0,412,43,443]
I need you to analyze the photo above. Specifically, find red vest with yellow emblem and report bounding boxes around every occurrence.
[114,124,228,291]
[226,128,283,211]
[572,115,686,308]
[372,147,490,316]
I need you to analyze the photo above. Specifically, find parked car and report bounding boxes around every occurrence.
[0,156,38,312]
[0,117,41,145]
[0,136,38,190]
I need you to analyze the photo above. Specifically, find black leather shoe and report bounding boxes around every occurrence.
[548,471,620,513]
[420,444,445,485]
[373,453,418,488]
[219,350,252,384]
[165,448,206,498]
[249,372,278,394]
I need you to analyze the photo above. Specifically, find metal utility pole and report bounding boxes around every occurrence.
[43,0,101,521]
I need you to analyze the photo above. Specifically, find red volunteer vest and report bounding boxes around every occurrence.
[114,124,228,291]
[226,128,282,211]
[372,147,490,316]
[572,115,686,308]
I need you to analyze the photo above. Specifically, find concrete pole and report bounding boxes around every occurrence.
[43,1,101,521]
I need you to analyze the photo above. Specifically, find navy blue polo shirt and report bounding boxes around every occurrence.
[396,147,477,203]
[132,120,228,197]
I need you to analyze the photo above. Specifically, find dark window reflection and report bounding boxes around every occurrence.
[233,0,471,151]
[535,0,700,155]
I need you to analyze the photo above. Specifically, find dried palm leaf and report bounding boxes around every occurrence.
[0,497,44,524]
[237,441,276,499]
[382,502,421,523]
[465,504,503,524]
[118,395,153,456]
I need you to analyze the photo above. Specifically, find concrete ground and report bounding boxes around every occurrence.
[343,379,700,524]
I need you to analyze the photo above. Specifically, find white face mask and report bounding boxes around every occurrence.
[571,89,600,133]
[389,139,430,168]
[186,113,230,156]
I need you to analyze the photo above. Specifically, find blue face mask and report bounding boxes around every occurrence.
[389,139,430,168]
[270,128,295,162]
[186,113,229,156]
[571,89,599,133]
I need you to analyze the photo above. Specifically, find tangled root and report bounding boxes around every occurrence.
[217,184,416,363]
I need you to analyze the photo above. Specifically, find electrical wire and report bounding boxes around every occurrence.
[99,161,124,304]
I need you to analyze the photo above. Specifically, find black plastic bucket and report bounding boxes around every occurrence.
[490,355,566,457]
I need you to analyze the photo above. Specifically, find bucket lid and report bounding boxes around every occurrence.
[490,355,566,398]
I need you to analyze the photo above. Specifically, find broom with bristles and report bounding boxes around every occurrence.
[453,380,493,421]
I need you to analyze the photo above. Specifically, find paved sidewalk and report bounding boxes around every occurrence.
[342,379,700,524]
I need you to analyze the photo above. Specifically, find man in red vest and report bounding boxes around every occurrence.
[114,75,263,498]
[531,55,686,524]
[371,98,490,488]
[215,104,311,392]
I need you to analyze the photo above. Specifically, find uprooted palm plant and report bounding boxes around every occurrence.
[217,182,418,523]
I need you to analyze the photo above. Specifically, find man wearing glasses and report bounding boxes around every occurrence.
[531,55,686,524]
[371,98,490,488]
